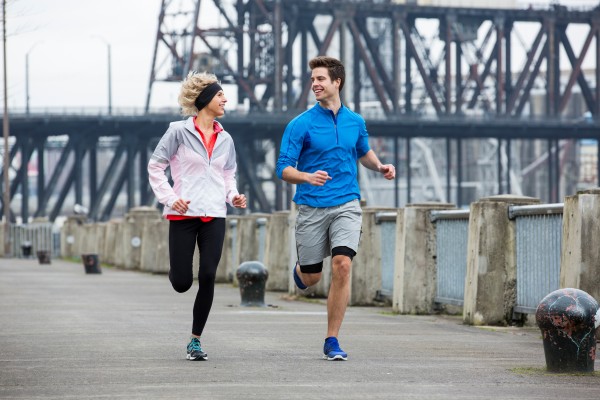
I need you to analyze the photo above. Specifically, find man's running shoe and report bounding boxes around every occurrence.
[186,337,208,361]
[323,337,348,361]
[292,261,307,290]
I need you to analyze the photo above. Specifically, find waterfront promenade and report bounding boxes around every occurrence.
[1,258,598,399]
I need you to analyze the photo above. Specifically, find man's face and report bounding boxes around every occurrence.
[311,67,340,102]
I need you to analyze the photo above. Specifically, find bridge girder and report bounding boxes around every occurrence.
[3,1,600,222]
[146,0,600,120]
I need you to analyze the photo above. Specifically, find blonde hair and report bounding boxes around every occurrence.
[178,71,219,116]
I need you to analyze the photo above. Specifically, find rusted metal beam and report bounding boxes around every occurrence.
[347,17,391,115]
[506,24,546,114]
[559,25,597,114]
[399,19,442,114]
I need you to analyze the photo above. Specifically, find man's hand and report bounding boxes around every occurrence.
[232,194,247,208]
[306,170,332,186]
[379,164,396,180]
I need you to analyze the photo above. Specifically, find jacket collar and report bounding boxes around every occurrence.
[314,102,345,116]
[184,116,224,135]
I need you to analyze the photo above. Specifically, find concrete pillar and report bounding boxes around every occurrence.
[0,222,5,257]
[102,219,120,265]
[263,211,291,292]
[60,216,86,259]
[95,224,107,256]
[393,203,456,314]
[140,218,169,273]
[117,207,162,270]
[560,188,600,301]
[216,217,239,283]
[80,224,98,254]
[113,221,128,269]
[351,207,397,306]
[463,195,540,325]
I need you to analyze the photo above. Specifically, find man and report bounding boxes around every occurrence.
[276,56,395,361]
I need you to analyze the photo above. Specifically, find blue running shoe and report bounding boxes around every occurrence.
[323,337,348,361]
[292,262,307,290]
[186,337,207,361]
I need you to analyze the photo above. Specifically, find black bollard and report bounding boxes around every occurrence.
[36,250,51,264]
[535,288,598,373]
[21,241,33,258]
[81,254,102,274]
[236,261,269,307]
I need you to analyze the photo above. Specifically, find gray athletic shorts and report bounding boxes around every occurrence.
[295,199,362,266]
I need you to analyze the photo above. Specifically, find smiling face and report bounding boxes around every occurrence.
[205,90,227,118]
[311,67,340,104]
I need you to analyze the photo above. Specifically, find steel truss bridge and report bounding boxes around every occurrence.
[2,0,600,222]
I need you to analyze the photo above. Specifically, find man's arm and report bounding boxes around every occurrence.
[281,166,332,186]
[359,150,396,180]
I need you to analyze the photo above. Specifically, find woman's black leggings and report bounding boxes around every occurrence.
[168,218,226,336]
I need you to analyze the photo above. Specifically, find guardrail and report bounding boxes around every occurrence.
[509,203,564,315]
[374,212,398,301]
[9,223,58,259]
[430,210,470,306]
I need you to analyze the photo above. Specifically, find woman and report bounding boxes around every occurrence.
[148,71,247,361]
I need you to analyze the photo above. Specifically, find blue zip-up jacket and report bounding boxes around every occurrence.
[276,103,371,207]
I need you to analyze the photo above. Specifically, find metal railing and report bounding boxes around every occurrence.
[375,212,398,301]
[509,203,564,314]
[431,210,470,306]
[9,223,58,258]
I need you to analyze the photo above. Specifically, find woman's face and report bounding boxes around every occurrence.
[205,90,227,117]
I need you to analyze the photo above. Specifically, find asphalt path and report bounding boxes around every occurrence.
[1,258,598,399]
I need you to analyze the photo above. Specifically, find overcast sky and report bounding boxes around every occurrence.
[3,0,167,113]
[1,0,596,114]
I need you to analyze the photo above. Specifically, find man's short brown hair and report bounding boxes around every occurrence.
[309,56,345,92]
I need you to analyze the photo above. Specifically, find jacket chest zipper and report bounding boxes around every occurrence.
[330,111,339,144]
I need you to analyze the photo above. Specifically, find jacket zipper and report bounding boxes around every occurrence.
[329,109,339,144]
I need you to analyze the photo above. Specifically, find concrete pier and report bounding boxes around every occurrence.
[463,195,540,326]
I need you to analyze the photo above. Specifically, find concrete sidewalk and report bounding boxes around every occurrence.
[1,258,598,400]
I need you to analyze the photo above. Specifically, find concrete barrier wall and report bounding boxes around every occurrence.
[463,195,540,326]
[103,220,120,265]
[60,216,86,259]
[56,191,600,323]
[561,188,600,302]
[140,218,169,274]
[393,203,455,314]
[351,207,397,306]
[0,222,4,257]
[263,211,291,292]
[218,217,244,283]
[118,207,162,270]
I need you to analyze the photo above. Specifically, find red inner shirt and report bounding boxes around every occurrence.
[166,118,222,222]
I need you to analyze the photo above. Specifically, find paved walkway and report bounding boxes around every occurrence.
[1,258,598,399]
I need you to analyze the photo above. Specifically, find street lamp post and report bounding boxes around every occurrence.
[106,42,112,115]
[3,0,11,255]
[25,51,29,115]
[25,42,42,116]
[91,35,112,115]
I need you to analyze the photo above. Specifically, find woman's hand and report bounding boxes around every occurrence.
[172,198,191,214]
[232,194,247,209]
